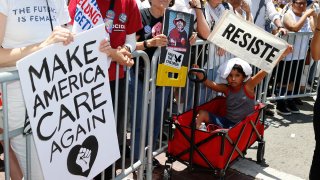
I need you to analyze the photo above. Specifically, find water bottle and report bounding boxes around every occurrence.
[199,122,207,132]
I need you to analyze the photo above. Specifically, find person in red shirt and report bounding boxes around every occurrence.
[68,0,142,179]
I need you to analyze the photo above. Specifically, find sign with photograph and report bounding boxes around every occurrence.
[157,9,194,87]
[16,24,120,180]
[207,11,288,73]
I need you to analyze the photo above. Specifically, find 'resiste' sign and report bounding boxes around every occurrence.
[207,11,288,73]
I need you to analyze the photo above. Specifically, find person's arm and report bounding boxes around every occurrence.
[192,64,228,93]
[124,32,136,52]
[135,35,145,50]
[311,15,320,60]
[202,78,229,93]
[135,34,168,51]
[0,13,73,67]
[283,9,316,32]
[273,18,288,35]
[309,12,317,32]
[245,44,293,94]
[190,0,211,39]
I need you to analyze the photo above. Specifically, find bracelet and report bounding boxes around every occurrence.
[143,40,148,49]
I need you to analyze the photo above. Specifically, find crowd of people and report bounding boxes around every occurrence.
[0,0,319,179]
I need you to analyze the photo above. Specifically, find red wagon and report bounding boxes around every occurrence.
[164,96,266,179]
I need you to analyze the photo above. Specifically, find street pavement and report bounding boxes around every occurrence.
[240,96,315,180]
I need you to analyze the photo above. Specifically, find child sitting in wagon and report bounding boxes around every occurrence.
[194,47,292,129]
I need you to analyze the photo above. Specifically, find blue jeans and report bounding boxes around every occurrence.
[208,113,235,129]
[129,70,170,161]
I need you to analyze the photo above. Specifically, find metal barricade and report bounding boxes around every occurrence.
[0,50,151,180]
[0,70,26,180]
[112,50,150,180]
[265,32,318,101]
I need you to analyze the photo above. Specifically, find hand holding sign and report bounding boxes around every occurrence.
[149,34,168,47]
[41,26,74,47]
[279,44,293,61]
[76,148,92,173]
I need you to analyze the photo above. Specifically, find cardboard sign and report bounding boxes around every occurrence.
[16,24,120,180]
[207,11,288,73]
[164,49,185,69]
[156,9,194,87]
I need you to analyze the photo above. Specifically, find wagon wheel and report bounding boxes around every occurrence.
[257,140,265,164]
[219,169,226,180]
[163,164,172,180]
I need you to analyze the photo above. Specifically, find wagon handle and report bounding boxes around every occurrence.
[188,68,207,83]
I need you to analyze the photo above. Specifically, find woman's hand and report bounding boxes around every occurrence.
[217,47,226,56]
[99,39,134,67]
[278,44,293,61]
[149,34,168,47]
[189,32,197,45]
[40,26,74,47]
[306,7,317,17]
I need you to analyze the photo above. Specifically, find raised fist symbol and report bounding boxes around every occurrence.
[76,147,92,172]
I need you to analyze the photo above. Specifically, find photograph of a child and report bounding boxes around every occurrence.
[167,12,191,52]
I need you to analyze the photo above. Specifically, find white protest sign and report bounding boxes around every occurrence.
[16,24,120,180]
[164,49,184,69]
[207,11,288,73]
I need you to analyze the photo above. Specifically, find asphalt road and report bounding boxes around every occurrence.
[237,96,316,180]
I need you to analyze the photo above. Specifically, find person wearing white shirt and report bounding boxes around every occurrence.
[245,0,288,34]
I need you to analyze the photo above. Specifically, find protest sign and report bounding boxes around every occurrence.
[207,11,288,73]
[156,9,194,87]
[72,0,104,32]
[16,24,120,180]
